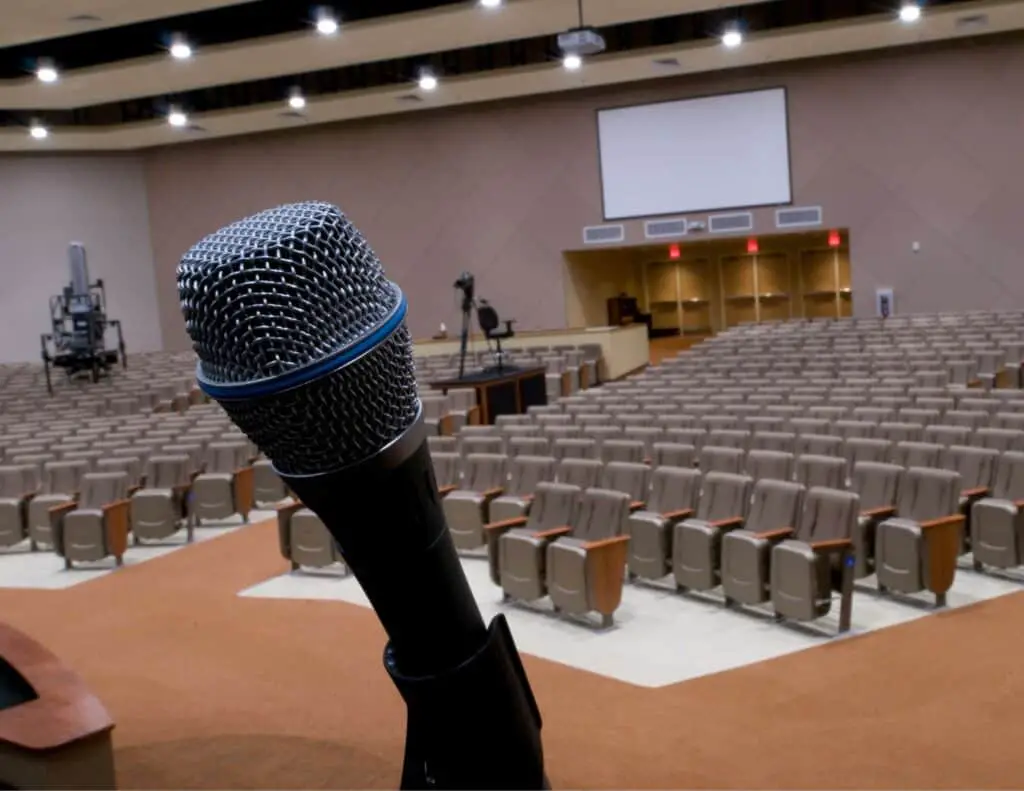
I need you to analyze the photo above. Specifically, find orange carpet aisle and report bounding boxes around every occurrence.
[1,520,1023,789]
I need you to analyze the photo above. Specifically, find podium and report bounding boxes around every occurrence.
[0,622,115,789]
[606,295,652,337]
[430,366,547,424]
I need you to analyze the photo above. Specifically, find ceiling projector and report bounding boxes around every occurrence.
[557,27,606,56]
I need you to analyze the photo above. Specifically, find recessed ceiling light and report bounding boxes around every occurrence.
[479,0,502,7]
[168,109,188,128]
[288,87,306,110]
[29,124,48,140]
[562,53,583,71]
[722,30,743,48]
[418,73,438,91]
[169,35,192,60]
[899,3,922,22]
[314,6,339,35]
[36,59,58,83]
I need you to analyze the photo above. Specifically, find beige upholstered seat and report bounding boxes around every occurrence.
[848,461,903,579]
[489,455,557,524]
[627,467,701,581]
[277,499,347,573]
[719,479,807,605]
[252,457,288,506]
[545,488,633,627]
[130,454,193,544]
[430,451,461,496]
[970,451,1024,572]
[28,460,89,550]
[0,465,39,550]
[52,472,131,568]
[673,471,753,591]
[746,449,795,483]
[189,441,254,524]
[770,487,860,630]
[875,467,963,605]
[443,453,509,550]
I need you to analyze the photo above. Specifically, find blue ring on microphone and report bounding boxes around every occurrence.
[198,290,408,401]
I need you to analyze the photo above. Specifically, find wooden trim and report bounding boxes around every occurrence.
[921,513,965,597]
[232,465,255,518]
[587,535,631,616]
[101,500,130,560]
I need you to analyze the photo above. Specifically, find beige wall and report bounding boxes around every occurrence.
[0,154,161,362]
[133,33,1024,350]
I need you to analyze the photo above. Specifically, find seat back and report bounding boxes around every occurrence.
[601,461,650,502]
[506,455,557,496]
[989,451,1024,500]
[556,458,603,489]
[700,445,744,475]
[833,420,875,440]
[647,466,701,514]
[650,442,695,469]
[507,436,550,458]
[204,441,249,474]
[976,428,1024,453]
[600,439,645,464]
[749,431,796,453]
[941,445,998,491]
[553,438,597,461]
[526,482,581,532]
[796,454,846,490]
[923,424,971,448]
[78,471,129,509]
[430,451,461,489]
[0,465,36,498]
[706,429,749,451]
[844,437,891,474]
[892,441,943,470]
[745,449,794,483]
[796,487,860,543]
[746,479,805,534]
[696,472,753,522]
[459,435,504,457]
[896,467,961,523]
[850,461,902,512]
[42,460,88,495]
[570,488,631,542]
[797,434,843,458]
[96,455,143,485]
[463,453,508,492]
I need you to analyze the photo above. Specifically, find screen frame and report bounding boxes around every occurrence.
[594,86,795,223]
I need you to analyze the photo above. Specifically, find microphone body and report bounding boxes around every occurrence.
[177,202,546,789]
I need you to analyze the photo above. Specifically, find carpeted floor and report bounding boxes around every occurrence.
[2,519,1024,789]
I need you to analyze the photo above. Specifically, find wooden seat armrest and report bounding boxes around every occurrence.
[481,487,504,500]
[629,500,646,512]
[581,534,631,551]
[1013,499,1024,510]
[232,465,256,509]
[710,516,744,529]
[48,502,78,517]
[467,405,482,426]
[920,514,966,530]
[127,484,142,497]
[533,526,572,540]
[755,527,794,541]
[20,491,37,502]
[661,507,694,522]
[861,505,897,519]
[810,538,853,552]
[171,482,192,498]
[437,484,458,497]
[521,494,535,504]
[100,498,131,515]
[962,486,989,499]
[485,516,528,532]
[438,414,457,436]
[275,500,305,520]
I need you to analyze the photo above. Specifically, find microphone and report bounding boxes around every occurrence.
[177,201,546,790]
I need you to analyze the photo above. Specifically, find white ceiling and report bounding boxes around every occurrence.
[0,0,1017,152]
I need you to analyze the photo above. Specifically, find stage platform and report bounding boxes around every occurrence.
[430,366,547,424]
[413,323,649,381]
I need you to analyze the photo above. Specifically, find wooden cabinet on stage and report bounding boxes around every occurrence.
[641,257,717,337]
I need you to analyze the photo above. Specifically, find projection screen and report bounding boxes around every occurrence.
[596,88,793,221]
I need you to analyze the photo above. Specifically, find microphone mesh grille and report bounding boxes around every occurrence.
[176,201,419,474]
[177,201,398,384]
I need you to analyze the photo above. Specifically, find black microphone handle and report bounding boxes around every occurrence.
[277,423,487,679]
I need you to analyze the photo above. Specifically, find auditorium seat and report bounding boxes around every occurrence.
[252,458,288,506]
[430,452,461,496]
[489,455,557,524]
[970,451,1024,573]
[892,440,943,469]
[277,499,347,574]
[545,488,633,627]
[651,441,696,469]
[190,441,254,525]
[770,487,860,631]
[51,471,131,569]
[673,472,753,591]
[601,461,650,508]
[28,460,89,550]
[443,453,508,551]
[130,454,193,544]
[699,446,744,475]
[875,467,963,606]
[627,466,701,581]
[0,465,38,550]
[719,479,807,605]
[556,458,603,489]
[746,449,795,483]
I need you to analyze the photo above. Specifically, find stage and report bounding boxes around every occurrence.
[429,366,547,424]
[413,323,649,381]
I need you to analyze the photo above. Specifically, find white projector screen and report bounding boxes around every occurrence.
[597,88,792,221]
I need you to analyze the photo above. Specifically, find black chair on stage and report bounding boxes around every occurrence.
[477,300,516,372]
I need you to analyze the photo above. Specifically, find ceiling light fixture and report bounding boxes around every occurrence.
[721,29,743,48]
[562,53,583,71]
[899,3,922,22]
[314,6,339,35]
[288,87,307,110]
[169,34,193,60]
[168,109,188,128]
[479,0,502,7]
[29,123,49,140]
[36,59,58,83]
[418,73,438,91]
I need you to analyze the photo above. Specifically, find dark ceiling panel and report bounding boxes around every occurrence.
[0,0,468,79]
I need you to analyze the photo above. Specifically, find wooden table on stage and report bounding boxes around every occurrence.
[430,366,548,424]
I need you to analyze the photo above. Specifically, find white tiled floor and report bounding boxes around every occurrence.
[241,554,1022,688]
[0,511,273,590]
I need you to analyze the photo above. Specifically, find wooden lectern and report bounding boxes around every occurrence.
[0,622,116,789]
